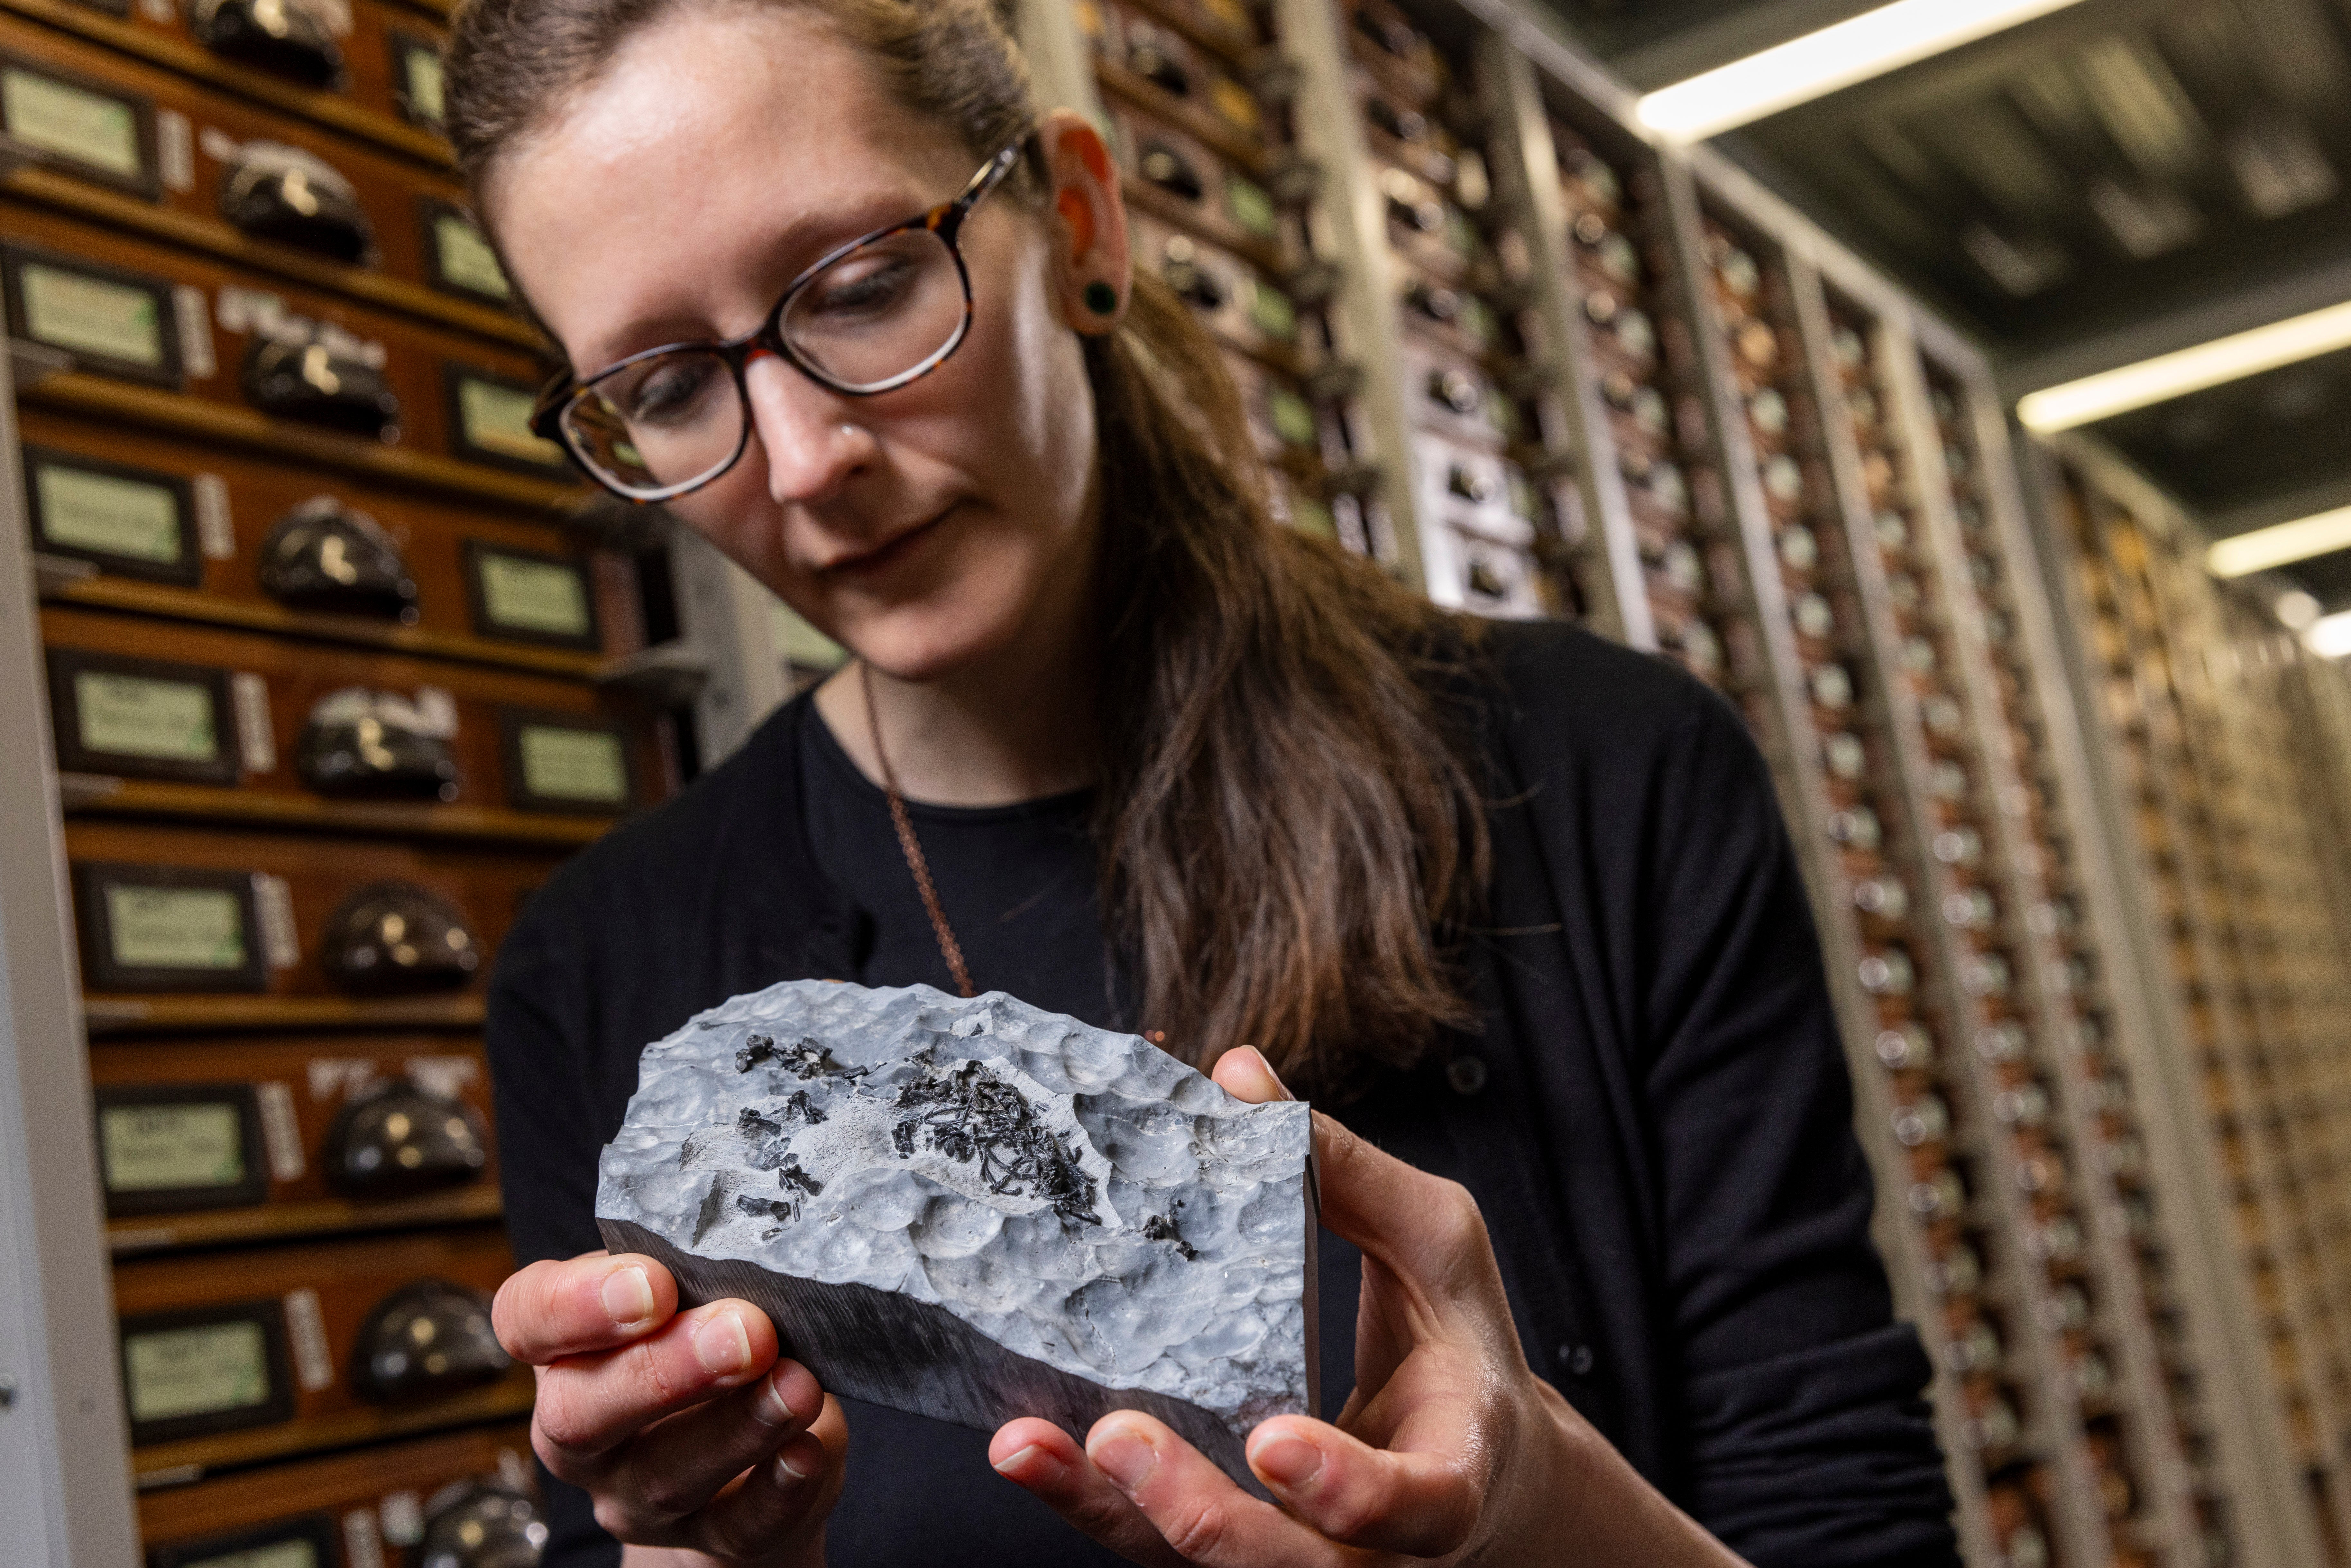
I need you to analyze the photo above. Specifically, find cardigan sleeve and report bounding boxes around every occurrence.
[1639,688,1958,1566]
[485,875,627,1568]
[485,882,610,1271]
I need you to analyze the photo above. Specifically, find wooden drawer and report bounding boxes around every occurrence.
[1222,347,1326,473]
[111,1224,528,1472]
[1082,0,1266,63]
[1107,98,1298,274]
[0,16,521,339]
[1091,0,1272,172]
[42,604,658,827]
[1397,334,1510,453]
[1389,247,1513,377]
[1127,208,1309,375]
[67,818,557,1024]
[17,409,634,670]
[140,1421,536,1568]
[1341,0,1445,109]
[91,1032,498,1250]
[3,0,452,168]
[2,203,563,480]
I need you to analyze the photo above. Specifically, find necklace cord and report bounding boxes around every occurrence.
[860,661,978,999]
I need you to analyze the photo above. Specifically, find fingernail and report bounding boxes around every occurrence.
[778,1448,817,1482]
[601,1266,655,1327]
[693,1310,751,1374]
[994,1444,1067,1486]
[1090,1430,1157,1492]
[1251,1433,1323,1489]
[1248,1046,1293,1100]
[750,1363,801,1426]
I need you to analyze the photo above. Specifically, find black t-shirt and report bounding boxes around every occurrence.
[799,711,1124,1027]
[800,712,1132,1564]
[486,622,1959,1568]
[800,716,1390,1565]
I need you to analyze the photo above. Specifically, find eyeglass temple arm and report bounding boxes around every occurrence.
[961,139,1026,209]
[529,369,575,437]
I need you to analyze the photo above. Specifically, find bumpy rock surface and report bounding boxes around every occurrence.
[596,981,1317,1485]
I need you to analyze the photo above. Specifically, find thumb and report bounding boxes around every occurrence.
[1313,1110,1500,1300]
[1210,1044,1292,1105]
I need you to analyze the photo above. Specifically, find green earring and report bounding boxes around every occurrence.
[1084,281,1119,316]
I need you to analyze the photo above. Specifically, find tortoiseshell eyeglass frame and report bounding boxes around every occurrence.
[530,137,1030,504]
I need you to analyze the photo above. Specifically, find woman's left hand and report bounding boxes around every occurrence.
[988,1048,1749,1568]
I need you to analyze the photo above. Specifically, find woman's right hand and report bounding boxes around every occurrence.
[492,1251,848,1568]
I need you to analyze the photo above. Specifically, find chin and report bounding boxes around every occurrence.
[840,597,1027,685]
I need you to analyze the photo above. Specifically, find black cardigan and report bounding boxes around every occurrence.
[486,620,1958,1567]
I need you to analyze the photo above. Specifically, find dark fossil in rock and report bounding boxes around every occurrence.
[597,981,1318,1489]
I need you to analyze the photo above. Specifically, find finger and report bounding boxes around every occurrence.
[1211,1046,1292,1105]
[1245,1415,1480,1558]
[1345,1252,1414,1422]
[533,1300,779,1470]
[693,1394,850,1562]
[1085,1412,1342,1568]
[494,1252,678,1364]
[990,1418,1187,1568]
[609,1358,825,1528]
[1311,1111,1500,1300]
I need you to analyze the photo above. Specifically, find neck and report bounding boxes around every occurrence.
[815,622,1100,808]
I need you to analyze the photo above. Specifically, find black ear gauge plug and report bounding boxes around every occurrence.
[1085,280,1119,316]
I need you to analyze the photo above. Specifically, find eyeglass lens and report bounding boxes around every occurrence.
[559,226,970,497]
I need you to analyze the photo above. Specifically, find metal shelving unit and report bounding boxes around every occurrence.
[1329,0,1595,623]
[1921,356,2311,1568]
[1474,34,1635,643]
[1805,268,2117,1568]
[1882,327,2204,1568]
[1694,201,2025,1558]
[2027,439,2351,1564]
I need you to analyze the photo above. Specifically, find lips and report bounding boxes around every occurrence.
[813,504,954,577]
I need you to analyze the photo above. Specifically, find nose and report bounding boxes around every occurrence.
[741,349,875,507]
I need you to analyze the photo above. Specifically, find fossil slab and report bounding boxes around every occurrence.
[596,980,1318,1487]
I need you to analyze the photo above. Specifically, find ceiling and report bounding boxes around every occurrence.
[1536,0,2351,608]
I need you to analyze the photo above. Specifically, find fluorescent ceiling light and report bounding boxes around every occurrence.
[2209,506,2351,578]
[1637,0,2092,142]
[2276,589,2323,630]
[2018,299,2351,431]
[2308,610,2351,658]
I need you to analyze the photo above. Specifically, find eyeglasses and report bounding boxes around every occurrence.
[532,139,1027,502]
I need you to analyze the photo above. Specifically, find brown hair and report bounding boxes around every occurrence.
[443,0,1491,1092]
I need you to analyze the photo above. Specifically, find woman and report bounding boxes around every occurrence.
[447,1,1958,1563]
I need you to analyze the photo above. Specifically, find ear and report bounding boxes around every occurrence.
[1039,107,1130,336]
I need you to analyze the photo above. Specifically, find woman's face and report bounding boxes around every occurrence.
[489,9,1111,682]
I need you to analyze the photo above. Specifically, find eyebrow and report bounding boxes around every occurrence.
[572,187,934,375]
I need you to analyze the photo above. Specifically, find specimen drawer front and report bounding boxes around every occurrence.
[91,1033,498,1233]
[43,605,648,817]
[138,1420,536,1568]
[3,203,561,473]
[5,0,454,164]
[67,818,556,1002]
[111,1224,524,1463]
[0,15,513,318]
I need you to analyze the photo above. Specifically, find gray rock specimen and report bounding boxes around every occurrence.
[596,980,1318,1488]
